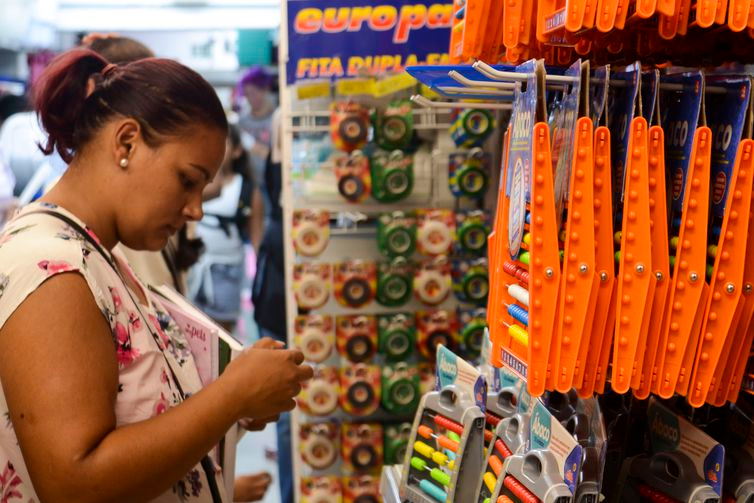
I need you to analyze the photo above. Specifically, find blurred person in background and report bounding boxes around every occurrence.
[189,123,263,334]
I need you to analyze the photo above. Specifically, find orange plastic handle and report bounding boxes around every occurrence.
[654,127,713,398]
[612,118,656,394]
[504,0,525,48]
[597,0,621,31]
[553,118,600,392]
[449,0,466,62]
[659,0,683,38]
[724,295,754,403]
[728,0,752,30]
[636,0,660,18]
[528,122,563,396]
[595,281,619,393]
[583,0,601,27]
[614,0,632,28]
[578,126,616,397]
[633,126,671,398]
[677,0,694,34]
[689,0,718,27]
[657,0,677,14]
[688,140,754,406]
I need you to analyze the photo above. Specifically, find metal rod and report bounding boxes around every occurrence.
[411,94,513,110]
[448,70,518,90]
[434,85,515,97]
[473,60,579,84]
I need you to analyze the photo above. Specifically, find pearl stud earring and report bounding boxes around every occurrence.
[119,158,129,168]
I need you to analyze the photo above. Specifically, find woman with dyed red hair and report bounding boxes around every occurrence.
[0,49,311,502]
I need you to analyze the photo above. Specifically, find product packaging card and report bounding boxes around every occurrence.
[478,330,502,393]
[505,59,539,260]
[590,65,610,127]
[435,344,487,411]
[647,397,725,496]
[706,76,751,224]
[661,71,705,222]
[608,64,641,213]
[527,400,583,494]
[641,69,660,124]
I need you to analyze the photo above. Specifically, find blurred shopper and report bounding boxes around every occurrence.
[189,124,263,334]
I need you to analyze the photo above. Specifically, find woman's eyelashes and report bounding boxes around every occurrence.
[179,172,200,190]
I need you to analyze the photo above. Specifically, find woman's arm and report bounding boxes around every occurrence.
[250,187,264,251]
[0,272,310,503]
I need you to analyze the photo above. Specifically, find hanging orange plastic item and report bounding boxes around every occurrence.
[552,118,599,392]
[653,126,713,398]
[578,125,616,396]
[527,121,562,395]
[596,0,621,31]
[612,117,656,394]
[728,0,752,30]
[633,125,671,398]
[449,0,466,62]
[687,139,754,406]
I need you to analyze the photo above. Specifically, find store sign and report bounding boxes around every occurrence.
[286,0,453,84]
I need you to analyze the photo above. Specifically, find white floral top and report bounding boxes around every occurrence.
[0,202,226,502]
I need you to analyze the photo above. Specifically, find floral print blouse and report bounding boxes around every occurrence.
[0,203,226,502]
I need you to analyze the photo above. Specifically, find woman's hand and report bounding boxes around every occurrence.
[238,415,278,432]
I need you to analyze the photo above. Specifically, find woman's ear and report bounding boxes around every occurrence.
[112,118,142,167]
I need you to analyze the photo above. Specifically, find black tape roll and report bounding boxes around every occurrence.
[339,116,369,145]
[347,381,375,409]
[342,277,372,306]
[345,333,375,362]
[350,443,378,470]
[384,168,411,197]
[426,330,452,353]
[338,174,366,202]
[383,329,411,359]
[458,222,488,252]
[462,325,485,353]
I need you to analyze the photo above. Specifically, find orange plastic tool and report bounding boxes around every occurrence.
[553,118,600,392]
[659,0,683,38]
[527,122,563,396]
[724,287,754,403]
[614,0,632,28]
[504,0,526,49]
[716,0,729,24]
[489,129,513,367]
[612,117,656,394]
[690,0,718,27]
[676,0,694,34]
[687,139,754,406]
[728,0,752,30]
[578,126,616,396]
[449,0,466,62]
[653,127,713,398]
[676,283,709,396]
[595,281,619,393]
[596,0,621,31]
[633,126,671,398]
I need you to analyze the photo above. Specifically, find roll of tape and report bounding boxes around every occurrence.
[350,443,378,470]
[342,277,372,307]
[339,116,368,145]
[385,226,414,256]
[426,330,452,354]
[304,435,337,470]
[388,377,417,407]
[381,115,409,144]
[384,168,411,197]
[345,334,375,363]
[347,381,376,409]
[415,270,450,305]
[393,440,408,465]
[306,380,339,416]
[418,220,453,256]
[383,329,412,359]
[294,220,328,257]
[462,324,485,354]
[457,163,488,197]
[297,274,329,309]
[338,174,366,202]
[458,222,487,253]
[377,273,411,306]
[308,490,333,503]
[353,496,379,503]
[463,272,489,303]
[300,328,332,363]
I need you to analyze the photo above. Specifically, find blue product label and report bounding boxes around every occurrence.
[436,345,458,389]
[506,60,538,260]
[474,375,487,411]
[552,60,582,229]
[608,66,640,212]
[703,444,725,495]
[530,401,552,450]
[517,386,532,413]
[647,400,682,453]
[706,77,750,222]
[564,445,583,494]
[590,65,610,127]
[641,70,659,124]
[661,72,704,219]
[492,367,502,392]
[500,366,520,388]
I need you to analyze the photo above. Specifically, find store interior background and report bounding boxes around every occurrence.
[1,2,283,502]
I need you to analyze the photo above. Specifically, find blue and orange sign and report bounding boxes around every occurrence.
[286,1,453,84]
